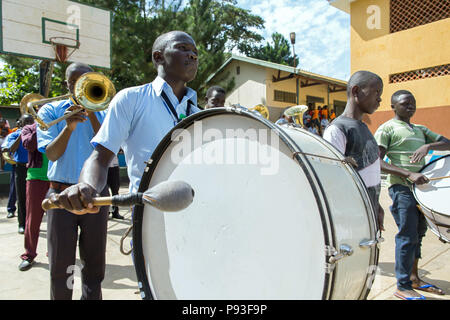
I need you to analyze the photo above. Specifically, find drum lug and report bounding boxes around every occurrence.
[359,236,385,249]
[326,244,353,264]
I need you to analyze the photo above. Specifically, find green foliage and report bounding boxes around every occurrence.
[240,32,299,67]
[0,58,40,105]
[0,0,264,106]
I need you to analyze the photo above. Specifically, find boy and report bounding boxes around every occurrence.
[204,86,225,109]
[323,71,385,232]
[375,90,450,300]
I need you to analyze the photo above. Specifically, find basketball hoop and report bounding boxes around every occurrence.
[49,37,80,63]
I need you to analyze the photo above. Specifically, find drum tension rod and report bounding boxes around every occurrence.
[292,151,351,164]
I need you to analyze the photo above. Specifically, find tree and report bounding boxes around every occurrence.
[0,0,265,106]
[239,32,299,67]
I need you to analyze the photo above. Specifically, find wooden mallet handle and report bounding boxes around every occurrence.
[42,193,144,211]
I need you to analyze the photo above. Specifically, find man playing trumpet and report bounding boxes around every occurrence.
[36,62,108,300]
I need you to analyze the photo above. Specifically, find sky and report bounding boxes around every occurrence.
[0,0,351,81]
[236,0,351,81]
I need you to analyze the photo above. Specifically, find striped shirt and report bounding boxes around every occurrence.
[374,119,441,187]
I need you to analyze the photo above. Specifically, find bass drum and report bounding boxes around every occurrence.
[413,155,450,243]
[132,107,381,300]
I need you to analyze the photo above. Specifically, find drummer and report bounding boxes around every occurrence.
[47,30,201,211]
[323,70,385,232]
[374,89,450,300]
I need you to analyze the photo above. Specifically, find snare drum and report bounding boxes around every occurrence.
[132,107,381,300]
[413,155,450,243]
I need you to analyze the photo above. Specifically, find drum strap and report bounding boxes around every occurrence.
[161,91,194,123]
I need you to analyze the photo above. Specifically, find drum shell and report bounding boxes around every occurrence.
[282,126,379,299]
[133,109,379,300]
[414,154,450,243]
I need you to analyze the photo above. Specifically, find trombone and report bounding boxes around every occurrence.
[20,72,116,131]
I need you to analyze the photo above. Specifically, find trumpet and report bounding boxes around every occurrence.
[284,105,308,127]
[20,72,116,131]
[2,150,16,165]
[249,104,270,119]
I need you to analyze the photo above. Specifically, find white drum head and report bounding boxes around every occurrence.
[133,111,328,300]
[414,155,450,242]
[414,155,450,217]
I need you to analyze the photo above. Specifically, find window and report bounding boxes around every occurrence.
[274,90,297,104]
[389,64,450,83]
[333,100,346,116]
[390,0,450,33]
[306,95,325,108]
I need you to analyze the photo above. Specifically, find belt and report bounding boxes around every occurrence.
[49,181,73,192]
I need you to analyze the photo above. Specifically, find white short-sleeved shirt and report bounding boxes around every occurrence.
[92,76,200,192]
[323,124,381,188]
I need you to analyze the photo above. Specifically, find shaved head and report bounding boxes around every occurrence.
[391,89,414,105]
[152,31,193,66]
[347,70,383,97]
[65,62,93,79]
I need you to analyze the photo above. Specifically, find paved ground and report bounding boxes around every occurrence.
[0,184,448,300]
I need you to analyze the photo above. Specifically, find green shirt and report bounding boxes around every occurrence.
[374,119,441,187]
[26,153,49,182]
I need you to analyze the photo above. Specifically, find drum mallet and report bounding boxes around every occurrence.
[428,175,450,182]
[42,180,195,212]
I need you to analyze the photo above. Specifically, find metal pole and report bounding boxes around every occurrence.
[39,60,54,98]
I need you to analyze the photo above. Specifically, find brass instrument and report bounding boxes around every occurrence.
[2,150,16,165]
[250,104,270,120]
[20,72,116,131]
[284,105,308,127]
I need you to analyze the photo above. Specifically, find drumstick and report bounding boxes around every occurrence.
[428,175,450,181]
[42,180,195,212]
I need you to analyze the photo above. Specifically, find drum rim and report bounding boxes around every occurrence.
[413,154,450,218]
[132,107,337,300]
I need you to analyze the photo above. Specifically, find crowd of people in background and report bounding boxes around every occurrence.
[275,103,337,136]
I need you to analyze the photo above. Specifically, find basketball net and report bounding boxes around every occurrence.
[50,37,79,63]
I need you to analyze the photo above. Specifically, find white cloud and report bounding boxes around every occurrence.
[236,0,350,80]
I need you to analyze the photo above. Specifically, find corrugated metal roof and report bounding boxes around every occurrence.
[206,54,347,87]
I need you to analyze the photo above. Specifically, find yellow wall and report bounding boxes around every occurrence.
[266,69,347,111]
[350,0,450,111]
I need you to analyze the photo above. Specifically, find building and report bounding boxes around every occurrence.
[206,54,348,123]
[329,0,450,135]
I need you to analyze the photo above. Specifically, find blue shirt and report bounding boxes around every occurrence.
[37,99,106,184]
[92,76,200,192]
[2,130,28,164]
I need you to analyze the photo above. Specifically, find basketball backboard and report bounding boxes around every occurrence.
[0,0,111,69]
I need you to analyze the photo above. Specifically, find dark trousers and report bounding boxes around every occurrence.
[46,187,109,300]
[388,184,428,291]
[107,166,120,213]
[21,179,50,261]
[15,163,27,228]
[7,165,16,213]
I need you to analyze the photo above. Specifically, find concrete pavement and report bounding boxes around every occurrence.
[0,185,448,300]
